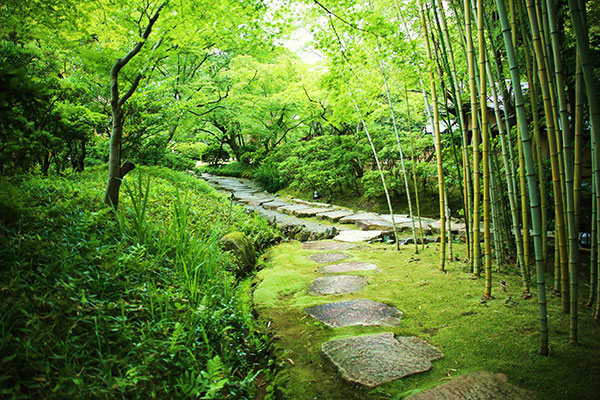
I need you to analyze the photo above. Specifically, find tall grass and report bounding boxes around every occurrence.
[0,166,280,399]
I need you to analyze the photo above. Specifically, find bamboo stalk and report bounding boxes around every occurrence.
[420,1,446,271]
[495,0,549,355]
[478,0,492,297]
[378,56,418,253]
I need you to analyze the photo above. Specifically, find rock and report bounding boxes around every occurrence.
[319,262,378,273]
[262,200,291,211]
[308,252,349,263]
[334,230,385,242]
[339,212,385,225]
[321,333,441,387]
[430,220,467,234]
[315,210,355,222]
[305,299,402,327]
[309,275,368,295]
[405,370,537,400]
[293,207,333,218]
[355,219,394,231]
[278,204,313,216]
[291,198,334,208]
[302,241,357,251]
[220,232,256,276]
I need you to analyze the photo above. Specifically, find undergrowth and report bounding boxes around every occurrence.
[0,166,280,399]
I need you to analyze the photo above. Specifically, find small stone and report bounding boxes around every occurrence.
[305,299,402,327]
[302,241,357,251]
[319,262,377,273]
[405,370,536,400]
[308,252,349,263]
[309,275,368,295]
[321,332,441,387]
[334,230,385,242]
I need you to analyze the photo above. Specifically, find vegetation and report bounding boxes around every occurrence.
[2,0,600,397]
[0,167,280,398]
[253,241,600,399]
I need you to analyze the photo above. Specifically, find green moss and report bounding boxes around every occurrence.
[254,240,600,400]
[220,231,256,277]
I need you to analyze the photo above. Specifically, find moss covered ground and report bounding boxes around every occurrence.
[253,240,600,399]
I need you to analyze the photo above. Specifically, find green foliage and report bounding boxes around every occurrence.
[0,167,279,398]
[254,163,286,193]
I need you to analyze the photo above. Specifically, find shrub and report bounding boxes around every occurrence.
[254,162,286,193]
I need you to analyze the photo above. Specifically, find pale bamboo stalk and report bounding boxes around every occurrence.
[378,57,418,252]
[478,0,492,297]
[420,1,446,271]
[465,0,480,276]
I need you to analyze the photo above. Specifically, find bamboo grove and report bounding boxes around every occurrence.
[308,0,599,356]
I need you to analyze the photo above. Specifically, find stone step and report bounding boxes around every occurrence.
[308,275,367,296]
[334,230,385,242]
[315,209,355,222]
[305,299,402,328]
[319,262,378,273]
[405,370,536,399]
[322,333,443,388]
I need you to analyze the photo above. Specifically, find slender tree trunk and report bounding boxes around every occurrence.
[104,3,165,209]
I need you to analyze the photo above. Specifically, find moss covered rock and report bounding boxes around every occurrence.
[220,231,256,277]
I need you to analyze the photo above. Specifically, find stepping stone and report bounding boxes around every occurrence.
[339,212,386,225]
[430,220,467,234]
[305,299,402,327]
[308,252,349,263]
[292,207,333,218]
[309,275,368,295]
[321,332,442,387]
[315,210,354,222]
[262,200,291,211]
[278,204,312,215]
[319,262,377,273]
[355,219,394,231]
[334,230,385,242]
[292,198,334,208]
[406,370,536,400]
[302,241,357,251]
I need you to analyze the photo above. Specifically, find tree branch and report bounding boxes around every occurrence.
[119,74,143,106]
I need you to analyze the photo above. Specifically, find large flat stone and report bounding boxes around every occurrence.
[262,200,291,211]
[355,219,394,231]
[293,207,333,217]
[430,220,467,234]
[334,230,385,242]
[305,299,402,327]
[302,241,357,251]
[316,210,355,222]
[308,252,349,263]
[406,370,536,400]
[319,262,378,273]
[309,275,367,295]
[291,198,334,208]
[278,204,313,215]
[339,212,385,225]
[322,333,441,387]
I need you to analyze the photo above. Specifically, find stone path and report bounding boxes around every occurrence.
[301,240,443,387]
[198,172,467,243]
[201,172,533,397]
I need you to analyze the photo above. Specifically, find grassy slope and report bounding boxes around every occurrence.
[253,241,600,400]
[0,166,280,399]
